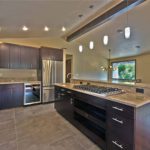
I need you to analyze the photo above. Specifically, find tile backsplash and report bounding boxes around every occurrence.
[0,69,38,81]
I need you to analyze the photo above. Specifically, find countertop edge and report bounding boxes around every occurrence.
[55,84,150,108]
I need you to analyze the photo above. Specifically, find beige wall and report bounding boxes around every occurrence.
[110,53,150,84]
[65,48,108,81]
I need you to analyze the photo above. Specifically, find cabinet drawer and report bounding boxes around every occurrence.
[74,91,106,109]
[107,101,134,119]
[108,133,133,150]
[108,113,134,142]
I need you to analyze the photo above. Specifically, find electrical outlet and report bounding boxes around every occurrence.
[136,88,144,94]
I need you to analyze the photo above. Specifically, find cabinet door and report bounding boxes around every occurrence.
[0,86,12,109]
[9,44,21,69]
[0,84,24,109]
[20,46,30,69]
[0,44,10,68]
[40,47,63,61]
[20,46,39,69]
[50,48,63,61]
[12,84,24,107]
[30,47,39,69]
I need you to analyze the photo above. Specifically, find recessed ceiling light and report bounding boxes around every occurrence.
[117,29,123,33]
[22,26,28,31]
[44,26,49,31]
[78,14,83,18]
[89,5,94,9]
[136,45,141,49]
[62,26,66,32]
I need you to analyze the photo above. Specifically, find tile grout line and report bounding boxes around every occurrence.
[13,109,19,150]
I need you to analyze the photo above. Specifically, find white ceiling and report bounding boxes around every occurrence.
[0,0,150,59]
[0,0,113,38]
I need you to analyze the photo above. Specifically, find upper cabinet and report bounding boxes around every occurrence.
[0,43,10,68]
[0,43,39,69]
[9,44,21,69]
[40,47,63,61]
[20,46,39,69]
[0,43,63,70]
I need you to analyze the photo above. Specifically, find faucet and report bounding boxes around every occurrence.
[67,73,72,79]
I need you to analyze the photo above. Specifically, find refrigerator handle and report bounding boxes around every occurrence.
[55,61,57,83]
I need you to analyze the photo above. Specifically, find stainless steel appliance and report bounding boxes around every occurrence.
[42,59,63,103]
[24,82,41,105]
[74,85,124,97]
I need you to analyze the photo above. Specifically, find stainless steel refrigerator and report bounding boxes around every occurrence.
[42,59,63,103]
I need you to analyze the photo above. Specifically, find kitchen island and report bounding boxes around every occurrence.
[54,83,150,150]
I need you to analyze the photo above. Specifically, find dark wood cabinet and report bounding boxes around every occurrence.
[55,85,150,150]
[40,47,63,61]
[54,86,106,150]
[55,87,74,123]
[9,44,21,69]
[0,43,39,69]
[0,43,10,68]
[107,101,134,150]
[20,46,39,69]
[0,83,24,109]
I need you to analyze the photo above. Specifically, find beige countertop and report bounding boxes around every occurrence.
[55,83,150,108]
[71,79,150,89]
[0,80,41,85]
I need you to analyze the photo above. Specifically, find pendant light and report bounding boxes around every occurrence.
[124,0,131,39]
[89,41,94,50]
[79,45,83,53]
[103,35,109,45]
[100,49,115,71]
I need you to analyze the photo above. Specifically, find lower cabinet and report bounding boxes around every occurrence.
[55,86,150,150]
[0,84,24,109]
[55,87,74,123]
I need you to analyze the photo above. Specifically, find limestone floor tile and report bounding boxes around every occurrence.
[0,104,102,150]
[0,140,17,150]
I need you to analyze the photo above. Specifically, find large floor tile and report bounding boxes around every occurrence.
[0,104,102,150]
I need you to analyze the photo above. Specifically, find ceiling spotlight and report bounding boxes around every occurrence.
[103,35,109,46]
[89,41,94,50]
[22,26,28,31]
[117,29,123,34]
[125,26,131,39]
[62,26,66,32]
[89,5,94,9]
[78,14,83,18]
[136,45,141,49]
[79,45,83,53]
[44,26,49,31]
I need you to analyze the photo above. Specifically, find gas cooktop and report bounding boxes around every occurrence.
[73,85,124,97]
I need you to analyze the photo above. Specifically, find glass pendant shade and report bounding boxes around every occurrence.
[103,35,109,45]
[125,26,131,39]
[89,41,94,50]
[79,45,83,53]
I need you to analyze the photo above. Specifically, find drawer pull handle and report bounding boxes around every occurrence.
[112,141,123,149]
[70,98,73,104]
[112,106,123,112]
[67,91,72,94]
[60,93,65,96]
[112,118,123,124]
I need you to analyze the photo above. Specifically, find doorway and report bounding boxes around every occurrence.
[66,54,73,83]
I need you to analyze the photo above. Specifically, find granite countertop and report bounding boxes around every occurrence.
[71,79,150,89]
[55,83,150,108]
[0,80,41,85]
